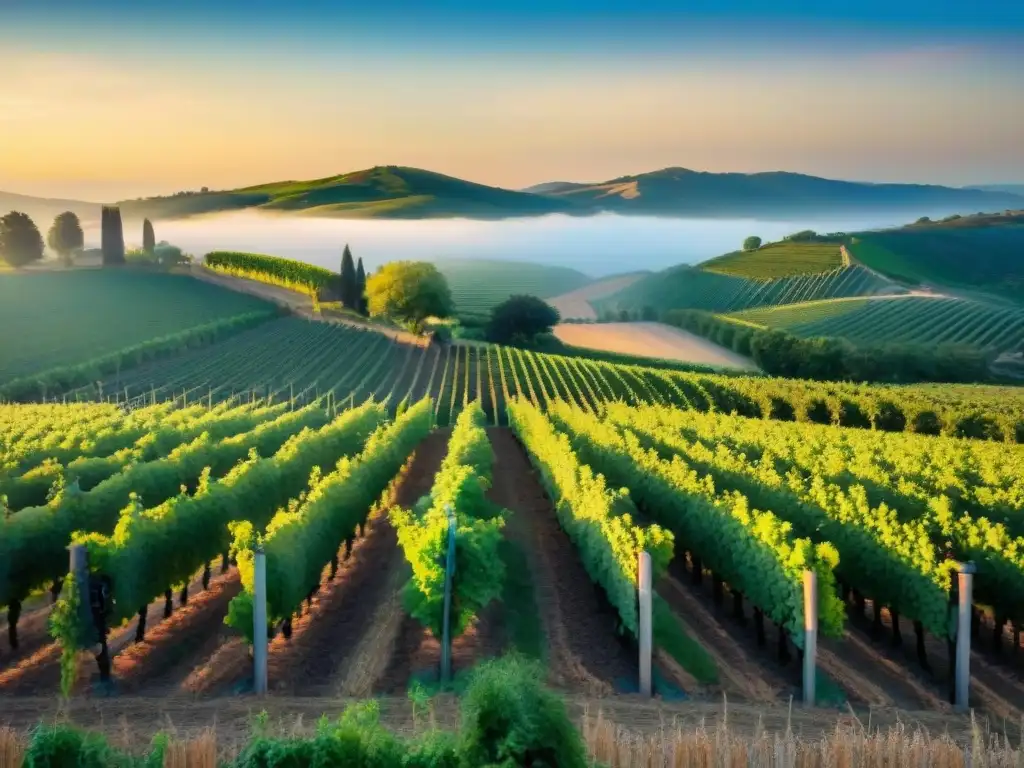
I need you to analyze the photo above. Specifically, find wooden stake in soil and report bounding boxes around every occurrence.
[638,551,653,698]
[955,561,975,713]
[440,506,457,684]
[253,546,268,695]
[802,569,817,706]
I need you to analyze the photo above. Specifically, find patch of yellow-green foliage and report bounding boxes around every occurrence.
[729,298,868,329]
[702,241,845,279]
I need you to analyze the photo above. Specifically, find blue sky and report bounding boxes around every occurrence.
[1,0,1022,199]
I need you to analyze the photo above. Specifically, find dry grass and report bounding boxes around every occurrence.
[2,709,1022,768]
[163,729,217,768]
[0,727,23,768]
[581,707,1023,767]
[2,704,1023,767]
[553,322,759,371]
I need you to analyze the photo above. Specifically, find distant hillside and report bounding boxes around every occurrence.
[0,192,100,228]
[528,167,1024,217]
[967,184,1024,196]
[847,223,1024,301]
[701,241,847,279]
[117,166,574,221]
[101,166,1024,222]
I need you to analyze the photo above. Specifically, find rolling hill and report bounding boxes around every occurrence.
[116,166,575,221]
[524,167,1024,218]
[847,219,1024,300]
[5,167,1022,223]
[0,191,101,228]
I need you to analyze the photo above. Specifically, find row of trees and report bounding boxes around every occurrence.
[0,208,158,268]
[337,244,367,314]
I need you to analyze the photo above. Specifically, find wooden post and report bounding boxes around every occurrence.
[803,569,818,705]
[955,562,976,712]
[440,506,457,684]
[69,544,91,635]
[253,546,268,695]
[638,551,653,697]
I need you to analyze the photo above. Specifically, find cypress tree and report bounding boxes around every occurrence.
[101,206,125,266]
[355,257,367,315]
[339,244,357,309]
[142,218,155,254]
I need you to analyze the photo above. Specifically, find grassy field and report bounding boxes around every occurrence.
[733,295,1024,352]
[0,270,273,384]
[847,225,1024,299]
[701,241,846,278]
[436,259,591,319]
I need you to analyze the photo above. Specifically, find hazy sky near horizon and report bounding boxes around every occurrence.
[2,0,1023,201]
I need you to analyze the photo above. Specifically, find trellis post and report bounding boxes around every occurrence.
[638,551,653,697]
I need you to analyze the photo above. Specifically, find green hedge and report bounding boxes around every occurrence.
[205,251,336,295]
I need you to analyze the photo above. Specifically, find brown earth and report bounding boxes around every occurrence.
[546,274,646,320]
[553,322,759,371]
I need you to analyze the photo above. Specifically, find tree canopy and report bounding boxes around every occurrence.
[47,212,84,266]
[487,295,560,344]
[742,235,762,251]
[365,261,453,330]
[355,257,367,315]
[0,211,44,267]
[142,219,156,254]
[339,244,357,309]
[101,207,125,266]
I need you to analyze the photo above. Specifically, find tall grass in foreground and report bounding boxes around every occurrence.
[3,712,1022,767]
[581,708,1020,767]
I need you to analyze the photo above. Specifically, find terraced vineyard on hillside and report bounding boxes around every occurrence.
[729,295,1024,352]
[594,263,893,316]
[701,241,847,279]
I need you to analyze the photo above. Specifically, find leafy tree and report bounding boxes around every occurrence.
[640,305,658,321]
[100,206,125,266]
[355,257,367,315]
[0,211,44,267]
[339,244,357,309]
[618,308,631,322]
[486,295,560,344]
[46,212,84,267]
[142,219,155,254]
[365,261,453,331]
[742,235,762,251]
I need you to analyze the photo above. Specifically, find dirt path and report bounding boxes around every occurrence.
[553,322,759,371]
[183,433,453,697]
[486,428,636,695]
[375,430,509,693]
[850,602,1024,725]
[547,274,647,320]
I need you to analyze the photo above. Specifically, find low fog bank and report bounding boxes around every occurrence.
[88,210,946,277]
